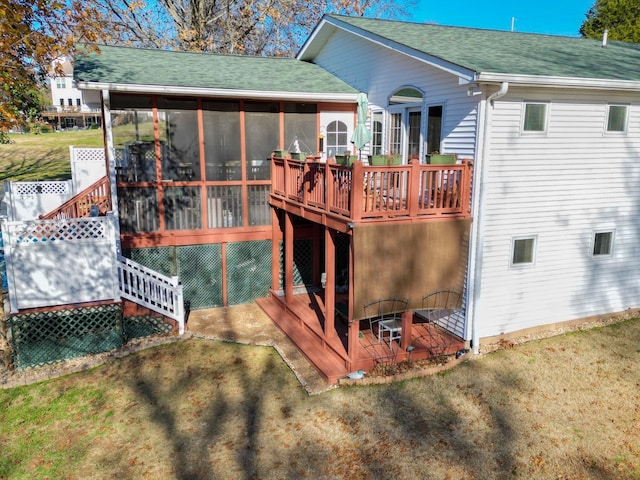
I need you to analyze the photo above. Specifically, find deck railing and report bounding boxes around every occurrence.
[117,255,185,334]
[272,156,473,221]
[40,176,111,220]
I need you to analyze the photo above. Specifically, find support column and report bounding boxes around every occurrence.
[270,208,281,291]
[284,211,294,302]
[347,230,359,362]
[324,227,336,338]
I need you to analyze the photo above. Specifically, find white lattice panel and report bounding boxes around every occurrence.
[13,181,70,195]
[72,148,105,163]
[6,218,111,244]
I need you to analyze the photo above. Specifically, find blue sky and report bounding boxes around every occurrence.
[414,0,595,37]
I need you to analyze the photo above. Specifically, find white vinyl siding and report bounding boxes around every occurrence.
[312,30,480,160]
[475,87,640,338]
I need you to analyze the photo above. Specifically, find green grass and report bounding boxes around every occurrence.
[1,319,640,479]
[0,129,104,183]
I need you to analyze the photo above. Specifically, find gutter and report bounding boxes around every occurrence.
[467,81,508,354]
[75,82,359,103]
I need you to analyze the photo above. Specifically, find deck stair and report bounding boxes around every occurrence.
[117,255,185,334]
[39,175,111,220]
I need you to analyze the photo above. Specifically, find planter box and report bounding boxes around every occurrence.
[428,154,456,165]
[273,150,288,158]
[291,152,308,161]
[370,155,401,166]
[335,154,354,166]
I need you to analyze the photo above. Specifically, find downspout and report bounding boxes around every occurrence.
[467,82,508,354]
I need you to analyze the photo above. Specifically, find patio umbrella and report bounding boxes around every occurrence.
[350,92,372,161]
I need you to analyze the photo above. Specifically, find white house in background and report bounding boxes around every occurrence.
[299,15,640,348]
[42,56,102,129]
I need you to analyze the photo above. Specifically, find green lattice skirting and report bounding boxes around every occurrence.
[9,305,174,369]
[124,315,173,341]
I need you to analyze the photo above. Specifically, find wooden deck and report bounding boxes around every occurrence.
[270,157,473,232]
[256,290,465,384]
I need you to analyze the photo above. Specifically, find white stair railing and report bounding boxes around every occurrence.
[116,254,185,334]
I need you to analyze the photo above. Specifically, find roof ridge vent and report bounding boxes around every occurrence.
[602,29,608,47]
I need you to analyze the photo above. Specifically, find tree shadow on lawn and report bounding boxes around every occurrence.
[0,150,71,182]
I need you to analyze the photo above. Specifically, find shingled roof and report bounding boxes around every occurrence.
[74,44,358,100]
[301,15,640,85]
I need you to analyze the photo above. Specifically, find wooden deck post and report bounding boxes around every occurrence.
[284,211,294,302]
[270,208,281,291]
[324,226,336,338]
[400,309,413,351]
[350,161,364,222]
[407,159,421,217]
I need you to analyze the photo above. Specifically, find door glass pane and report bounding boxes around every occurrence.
[408,110,421,159]
[326,120,348,158]
[371,111,383,155]
[427,105,443,154]
[389,113,402,155]
[245,102,278,180]
[202,100,241,181]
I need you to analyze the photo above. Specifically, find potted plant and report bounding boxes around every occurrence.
[370,154,402,166]
[335,152,354,166]
[428,153,456,164]
[273,150,288,158]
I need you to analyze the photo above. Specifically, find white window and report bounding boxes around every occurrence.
[606,104,628,133]
[522,102,547,133]
[326,120,349,158]
[593,231,614,256]
[55,77,66,89]
[371,111,384,155]
[511,236,537,266]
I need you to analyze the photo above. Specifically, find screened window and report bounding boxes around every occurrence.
[202,100,241,181]
[157,98,200,182]
[245,102,278,180]
[163,186,202,230]
[110,95,156,183]
[523,103,547,132]
[606,105,628,132]
[593,231,613,256]
[512,237,536,265]
[284,103,317,155]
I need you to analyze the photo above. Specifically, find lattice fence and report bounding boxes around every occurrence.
[11,181,71,195]
[6,217,111,244]
[279,239,313,288]
[72,147,105,163]
[177,244,223,309]
[8,305,176,369]
[124,315,173,341]
[226,240,272,305]
[9,304,124,369]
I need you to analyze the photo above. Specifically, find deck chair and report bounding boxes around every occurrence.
[414,289,464,359]
[364,297,408,348]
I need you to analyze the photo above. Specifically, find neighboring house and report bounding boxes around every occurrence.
[42,57,102,129]
[27,14,638,382]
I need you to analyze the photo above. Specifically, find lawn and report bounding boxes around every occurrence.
[1,319,639,479]
[0,129,104,183]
